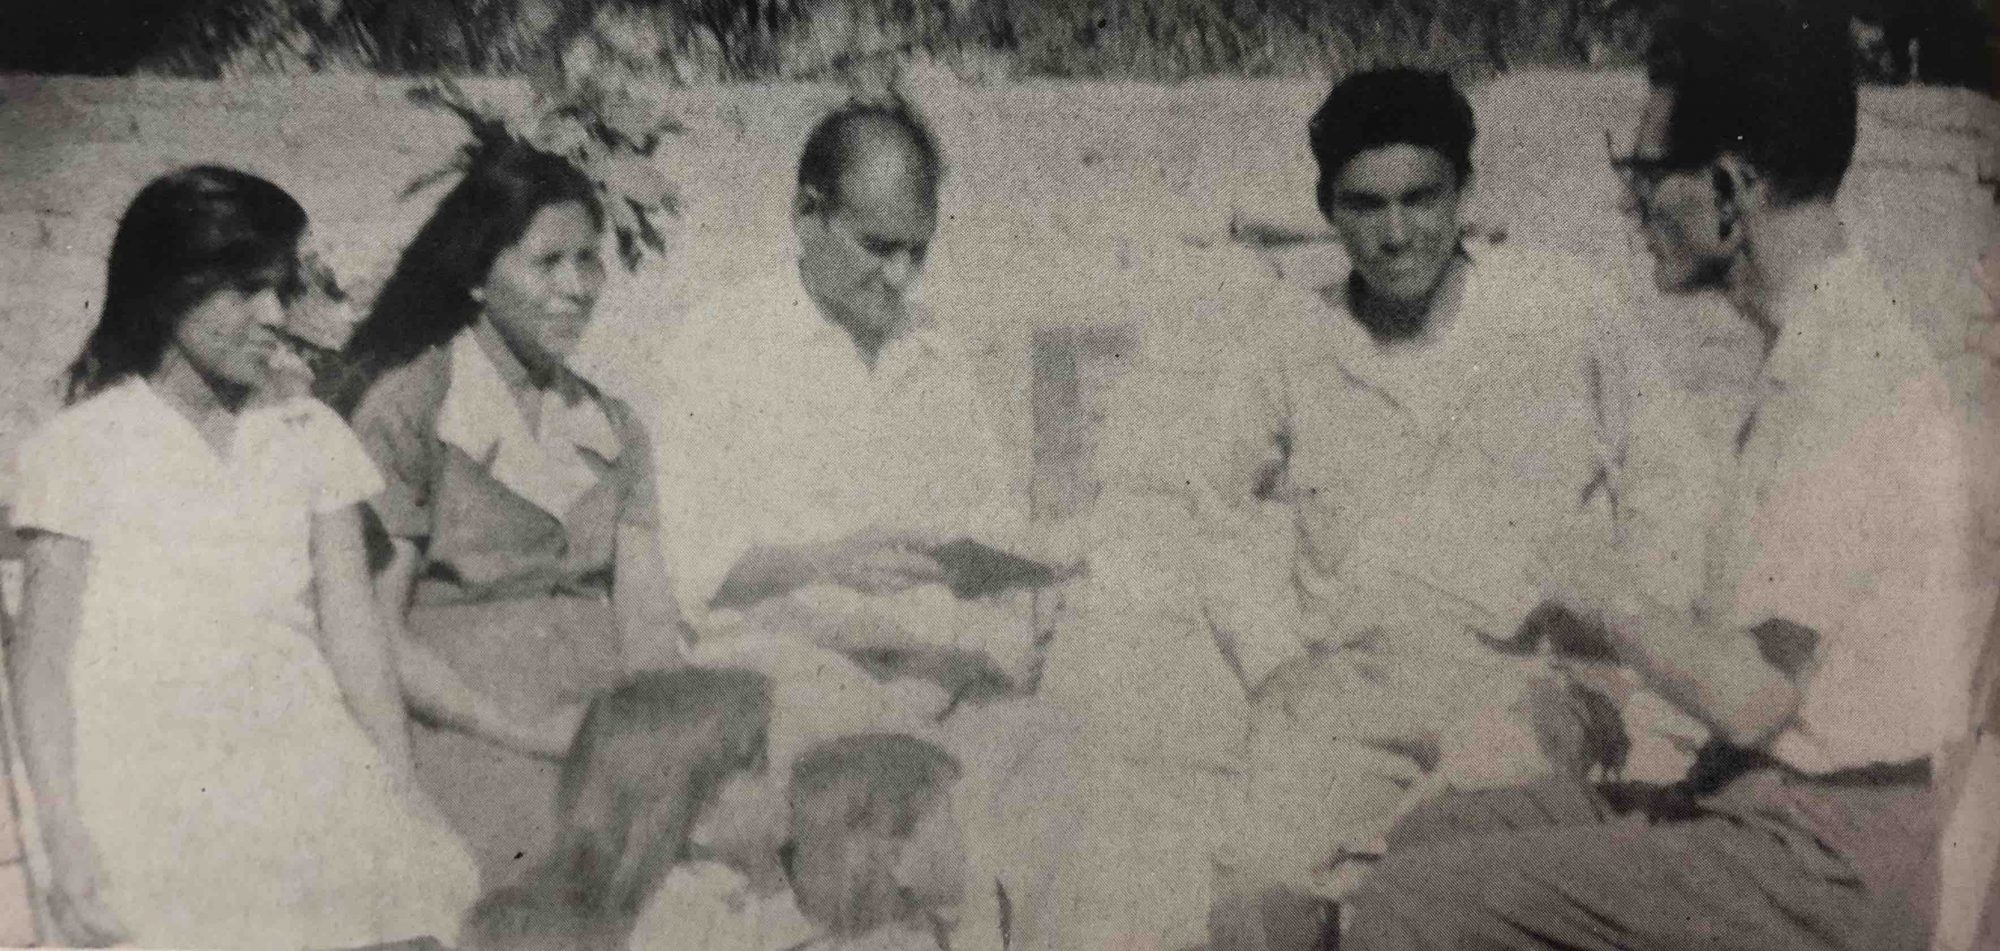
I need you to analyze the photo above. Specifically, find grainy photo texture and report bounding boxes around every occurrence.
[0,0,1995,948]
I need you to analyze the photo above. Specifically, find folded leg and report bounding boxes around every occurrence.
[1347,781,1928,951]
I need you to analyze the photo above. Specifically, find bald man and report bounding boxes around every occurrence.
[648,99,1077,951]
[655,101,1038,676]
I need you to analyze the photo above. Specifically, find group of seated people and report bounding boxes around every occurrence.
[3,0,1996,948]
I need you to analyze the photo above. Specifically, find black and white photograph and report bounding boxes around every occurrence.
[0,0,1995,947]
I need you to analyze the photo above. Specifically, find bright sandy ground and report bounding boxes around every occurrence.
[1,67,1995,548]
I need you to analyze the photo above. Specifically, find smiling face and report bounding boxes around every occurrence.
[170,269,291,390]
[479,201,606,376]
[1324,143,1465,318]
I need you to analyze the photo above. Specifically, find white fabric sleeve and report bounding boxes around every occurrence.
[299,400,387,515]
[10,412,104,542]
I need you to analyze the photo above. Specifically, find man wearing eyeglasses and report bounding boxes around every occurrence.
[1340,1,1983,948]
[1194,68,1633,949]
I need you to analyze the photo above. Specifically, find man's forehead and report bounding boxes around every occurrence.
[836,169,939,240]
[1331,142,1458,196]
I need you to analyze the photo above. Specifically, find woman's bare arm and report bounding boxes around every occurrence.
[12,533,92,846]
[11,531,129,944]
[311,505,416,776]
[613,521,691,671]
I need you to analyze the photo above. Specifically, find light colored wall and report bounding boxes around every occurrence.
[2,70,1994,539]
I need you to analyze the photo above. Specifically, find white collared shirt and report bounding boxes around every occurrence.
[1197,243,1611,662]
[437,330,621,520]
[649,252,1021,622]
[1611,250,1982,771]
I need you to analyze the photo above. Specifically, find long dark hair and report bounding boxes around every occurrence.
[332,140,603,414]
[461,667,771,950]
[65,166,308,403]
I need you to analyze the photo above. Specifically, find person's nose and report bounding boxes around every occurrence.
[1382,206,1411,252]
[879,249,920,292]
[555,260,600,306]
[1618,181,1645,221]
[251,288,287,330]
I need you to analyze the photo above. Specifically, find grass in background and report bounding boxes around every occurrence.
[2,0,1990,86]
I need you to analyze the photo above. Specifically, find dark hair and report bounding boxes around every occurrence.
[795,98,943,212]
[787,733,960,934]
[336,140,603,412]
[1309,68,1476,220]
[1642,0,1857,205]
[65,165,308,402]
[461,668,771,949]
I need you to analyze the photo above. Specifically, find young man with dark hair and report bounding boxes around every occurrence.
[1198,67,1629,949]
[1341,2,1983,947]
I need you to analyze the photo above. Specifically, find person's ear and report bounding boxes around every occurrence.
[794,184,832,222]
[1710,155,1759,243]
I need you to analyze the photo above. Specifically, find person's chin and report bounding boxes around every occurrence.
[224,360,276,392]
[1367,279,1437,314]
[1649,255,1719,297]
[1362,263,1440,302]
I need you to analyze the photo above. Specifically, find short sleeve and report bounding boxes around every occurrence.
[1739,373,1980,760]
[294,400,386,514]
[10,414,104,543]
[349,362,445,539]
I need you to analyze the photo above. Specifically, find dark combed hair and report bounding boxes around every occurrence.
[786,732,961,935]
[460,668,772,950]
[790,733,960,839]
[65,165,308,403]
[1309,68,1476,219]
[333,138,603,414]
[1643,0,1858,205]
[795,97,943,211]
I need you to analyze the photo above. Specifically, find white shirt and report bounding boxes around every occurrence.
[12,379,382,632]
[652,251,1022,623]
[1199,243,1611,664]
[1613,251,1981,771]
[629,861,818,951]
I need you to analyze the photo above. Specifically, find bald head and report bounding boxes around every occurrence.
[792,101,944,360]
[796,101,942,215]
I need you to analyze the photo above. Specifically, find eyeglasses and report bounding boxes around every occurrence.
[1604,129,1698,206]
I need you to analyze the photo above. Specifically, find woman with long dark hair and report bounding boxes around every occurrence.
[459,667,771,951]
[343,136,691,884]
[9,165,479,948]
[625,731,978,950]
